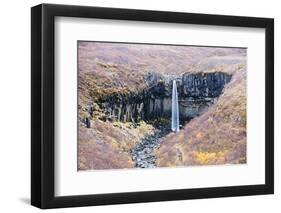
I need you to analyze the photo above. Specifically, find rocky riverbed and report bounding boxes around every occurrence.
[130,124,171,168]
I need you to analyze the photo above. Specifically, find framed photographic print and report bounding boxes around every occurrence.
[31,3,274,209]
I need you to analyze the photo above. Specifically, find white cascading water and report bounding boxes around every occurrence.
[171,80,180,132]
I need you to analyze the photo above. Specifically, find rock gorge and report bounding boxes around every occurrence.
[82,71,232,126]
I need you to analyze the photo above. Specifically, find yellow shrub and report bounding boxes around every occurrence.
[195,151,226,164]
[196,152,216,164]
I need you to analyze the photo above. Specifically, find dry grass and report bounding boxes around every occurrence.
[78,42,246,104]
[78,119,155,170]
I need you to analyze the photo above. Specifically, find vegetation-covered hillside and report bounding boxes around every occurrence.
[155,64,247,166]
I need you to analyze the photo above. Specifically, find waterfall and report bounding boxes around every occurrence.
[171,80,180,132]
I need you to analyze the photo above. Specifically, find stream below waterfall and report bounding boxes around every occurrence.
[130,124,172,168]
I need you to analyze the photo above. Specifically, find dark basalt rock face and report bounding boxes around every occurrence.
[181,72,232,98]
[84,71,232,125]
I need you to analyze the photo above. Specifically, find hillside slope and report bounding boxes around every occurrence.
[78,42,245,104]
[155,64,247,166]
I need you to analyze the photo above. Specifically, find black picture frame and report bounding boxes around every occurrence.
[31,3,274,209]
